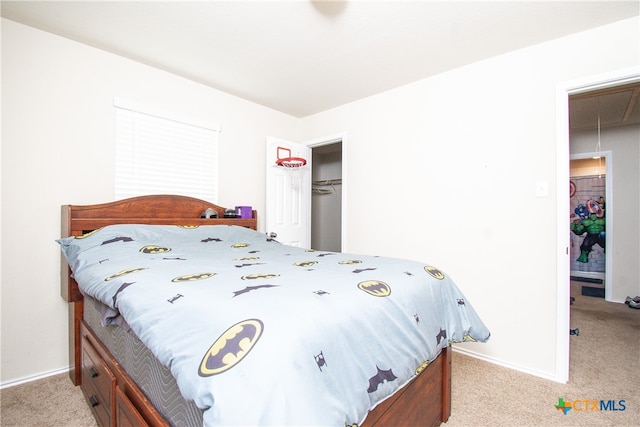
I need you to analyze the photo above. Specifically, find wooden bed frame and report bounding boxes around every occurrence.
[61,194,451,427]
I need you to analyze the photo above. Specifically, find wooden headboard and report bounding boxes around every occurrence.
[60,194,257,385]
[61,194,257,302]
[60,195,258,302]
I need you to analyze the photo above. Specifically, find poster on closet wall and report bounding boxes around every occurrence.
[569,175,606,274]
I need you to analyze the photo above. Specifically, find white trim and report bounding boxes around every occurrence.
[570,150,613,302]
[452,347,564,384]
[305,132,348,252]
[0,366,70,390]
[559,67,640,96]
[556,82,571,384]
[555,66,640,384]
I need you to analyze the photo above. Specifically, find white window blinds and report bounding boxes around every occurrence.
[114,98,219,202]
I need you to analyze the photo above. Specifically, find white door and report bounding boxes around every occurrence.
[265,137,312,248]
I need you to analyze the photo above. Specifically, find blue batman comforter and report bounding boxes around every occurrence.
[58,224,490,426]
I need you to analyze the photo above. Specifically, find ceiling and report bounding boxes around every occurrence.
[569,82,640,131]
[2,1,639,121]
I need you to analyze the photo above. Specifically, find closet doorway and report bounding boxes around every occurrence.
[310,141,343,251]
[556,69,639,383]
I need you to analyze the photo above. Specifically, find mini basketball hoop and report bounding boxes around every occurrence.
[275,146,307,189]
[275,146,307,168]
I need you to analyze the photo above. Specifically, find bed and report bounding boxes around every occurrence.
[59,194,489,426]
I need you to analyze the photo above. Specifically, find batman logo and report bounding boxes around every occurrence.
[233,284,278,297]
[112,282,134,307]
[462,333,477,343]
[367,366,397,392]
[339,260,362,265]
[241,273,280,280]
[353,268,377,274]
[171,273,215,282]
[199,319,264,377]
[75,228,102,239]
[140,245,171,254]
[424,266,445,280]
[415,360,430,375]
[358,280,391,297]
[178,225,199,229]
[105,268,147,281]
[235,263,265,268]
[294,261,317,268]
[235,257,260,261]
[231,243,249,248]
[102,236,133,245]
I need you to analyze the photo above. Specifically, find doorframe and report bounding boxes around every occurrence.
[569,151,613,301]
[305,132,348,252]
[555,66,640,384]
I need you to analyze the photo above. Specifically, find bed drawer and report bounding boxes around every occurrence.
[365,348,449,427]
[116,386,149,427]
[81,334,116,427]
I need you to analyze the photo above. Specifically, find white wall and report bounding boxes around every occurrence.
[571,125,640,302]
[298,17,640,380]
[2,15,638,386]
[0,19,300,384]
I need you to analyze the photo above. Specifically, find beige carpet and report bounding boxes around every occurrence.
[447,281,639,427]
[1,281,637,426]
[0,371,96,426]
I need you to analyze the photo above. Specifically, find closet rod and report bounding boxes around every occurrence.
[312,178,342,186]
[312,188,333,195]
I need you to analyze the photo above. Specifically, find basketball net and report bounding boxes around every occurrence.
[276,146,307,189]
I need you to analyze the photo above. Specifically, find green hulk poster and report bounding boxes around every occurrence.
[569,176,605,275]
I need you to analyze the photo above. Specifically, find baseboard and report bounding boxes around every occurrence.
[452,346,566,384]
[3,349,568,389]
[0,366,70,390]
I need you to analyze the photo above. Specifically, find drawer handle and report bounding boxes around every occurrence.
[89,395,99,407]
[89,367,98,378]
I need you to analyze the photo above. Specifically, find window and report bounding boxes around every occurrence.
[114,98,219,202]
